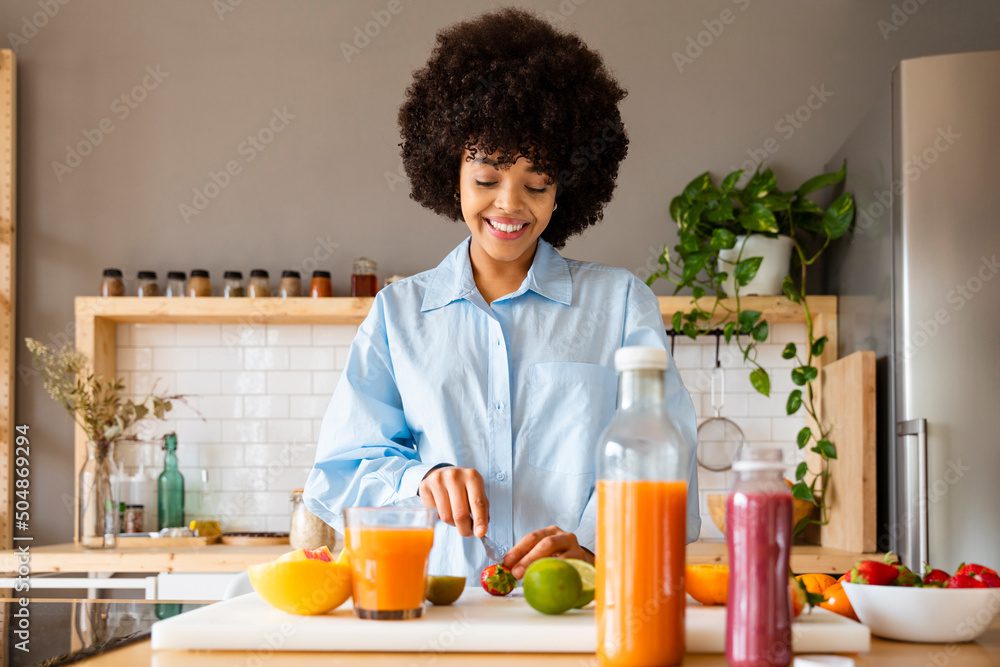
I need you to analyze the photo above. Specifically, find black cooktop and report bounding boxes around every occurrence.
[3,599,204,666]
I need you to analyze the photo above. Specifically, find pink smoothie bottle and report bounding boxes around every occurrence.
[725,446,794,667]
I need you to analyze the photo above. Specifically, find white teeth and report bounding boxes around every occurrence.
[485,218,527,233]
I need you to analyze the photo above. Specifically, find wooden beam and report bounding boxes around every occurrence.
[0,50,16,550]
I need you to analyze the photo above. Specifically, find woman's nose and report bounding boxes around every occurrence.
[493,182,525,214]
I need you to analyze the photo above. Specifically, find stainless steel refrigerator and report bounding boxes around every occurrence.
[826,50,1000,571]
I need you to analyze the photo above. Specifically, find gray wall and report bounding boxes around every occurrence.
[4,0,999,545]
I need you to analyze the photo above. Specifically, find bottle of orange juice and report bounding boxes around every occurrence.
[596,346,688,666]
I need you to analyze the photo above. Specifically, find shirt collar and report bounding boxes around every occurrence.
[421,236,573,312]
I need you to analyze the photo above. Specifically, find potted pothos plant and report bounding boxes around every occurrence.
[646,162,855,536]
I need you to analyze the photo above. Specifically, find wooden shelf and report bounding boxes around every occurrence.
[75,295,834,326]
[1,540,872,575]
[68,294,840,548]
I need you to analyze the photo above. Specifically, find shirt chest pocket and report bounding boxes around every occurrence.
[522,361,618,475]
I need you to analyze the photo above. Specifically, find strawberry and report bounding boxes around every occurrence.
[922,565,950,587]
[956,563,997,576]
[955,563,1000,587]
[850,558,899,586]
[481,564,516,596]
[980,571,1000,588]
[894,564,922,587]
[945,573,988,589]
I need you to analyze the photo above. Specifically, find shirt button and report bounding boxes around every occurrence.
[496,402,503,412]
[495,471,507,482]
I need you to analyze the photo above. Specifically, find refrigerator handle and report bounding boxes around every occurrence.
[896,418,928,569]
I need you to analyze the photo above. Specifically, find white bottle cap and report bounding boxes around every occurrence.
[614,346,668,372]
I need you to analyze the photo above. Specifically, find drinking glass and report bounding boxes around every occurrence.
[343,506,436,620]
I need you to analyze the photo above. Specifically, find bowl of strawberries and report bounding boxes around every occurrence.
[842,554,1000,643]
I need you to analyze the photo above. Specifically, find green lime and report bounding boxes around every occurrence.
[523,558,582,615]
[565,558,595,608]
[425,575,466,606]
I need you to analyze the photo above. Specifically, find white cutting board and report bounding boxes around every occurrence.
[152,588,869,654]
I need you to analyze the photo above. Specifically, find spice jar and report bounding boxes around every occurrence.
[351,257,378,297]
[100,268,125,297]
[223,271,246,298]
[279,270,302,298]
[165,271,187,297]
[187,269,212,297]
[248,269,271,298]
[136,271,160,298]
[289,489,338,551]
[123,505,145,533]
[310,270,333,298]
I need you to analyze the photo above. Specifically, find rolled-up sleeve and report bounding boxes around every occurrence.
[302,292,434,532]
[574,276,702,550]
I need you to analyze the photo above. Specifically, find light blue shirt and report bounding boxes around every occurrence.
[304,237,700,582]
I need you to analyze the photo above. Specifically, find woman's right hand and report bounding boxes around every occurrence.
[418,466,489,538]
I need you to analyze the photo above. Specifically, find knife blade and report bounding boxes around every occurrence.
[480,535,505,564]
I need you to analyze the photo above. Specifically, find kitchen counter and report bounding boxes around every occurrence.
[4,598,999,667]
[2,541,877,575]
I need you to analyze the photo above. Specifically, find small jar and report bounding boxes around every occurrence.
[187,269,212,297]
[136,271,160,298]
[124,505,145,534]
[280,270,302,298]
[223,271,246,298]
[310,270,333,298]
[351,257,378,297]
[165,271,187,297]
[100,268,125,297]
[248,269,271,298]
[289,489,338,551]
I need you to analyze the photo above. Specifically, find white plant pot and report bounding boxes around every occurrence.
[718,234,793,297]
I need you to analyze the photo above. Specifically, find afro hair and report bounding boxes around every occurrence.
[397,7,629,249]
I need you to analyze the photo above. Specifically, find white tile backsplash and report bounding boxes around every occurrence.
[119,320,808,535]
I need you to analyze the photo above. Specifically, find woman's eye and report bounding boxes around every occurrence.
[527,186,548,194]
[475,180,497,187]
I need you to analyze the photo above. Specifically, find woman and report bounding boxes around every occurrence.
[304,8,699,582]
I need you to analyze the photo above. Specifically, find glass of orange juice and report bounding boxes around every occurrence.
[343,506,436,620]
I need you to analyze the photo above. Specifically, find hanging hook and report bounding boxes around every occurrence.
[714,329,722,369]
[668,329,676,356]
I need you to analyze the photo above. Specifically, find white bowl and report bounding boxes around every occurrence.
[842,582,1000,643]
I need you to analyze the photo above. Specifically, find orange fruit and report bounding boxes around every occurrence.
[796,573,838,596]
[686,564,729,605]
[248,557,352,615]
[819,582,857,620]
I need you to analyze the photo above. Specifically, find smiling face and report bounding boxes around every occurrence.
[458,148,557,265]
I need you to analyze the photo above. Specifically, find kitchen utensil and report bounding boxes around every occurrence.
[152,587,870,653]
[480,535,505,563]
[696,333,745,471]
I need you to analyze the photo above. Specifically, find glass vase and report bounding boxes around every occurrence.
[79,440,119,549]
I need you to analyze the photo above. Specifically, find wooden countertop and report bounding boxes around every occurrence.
[8,596,1000,666]
[81,622,1000,667]
[2,540,876,574]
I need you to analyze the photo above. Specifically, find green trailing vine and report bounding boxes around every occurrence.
[647,162,855,535]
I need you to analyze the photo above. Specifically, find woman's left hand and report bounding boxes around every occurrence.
[502,525,594,579]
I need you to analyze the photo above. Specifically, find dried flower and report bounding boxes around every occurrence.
[25,337,185,455]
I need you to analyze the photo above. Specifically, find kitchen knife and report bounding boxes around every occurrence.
[480,535,505,564]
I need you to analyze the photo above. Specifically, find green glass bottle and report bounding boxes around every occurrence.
[157,432,185,529]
